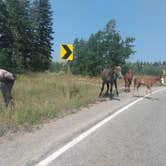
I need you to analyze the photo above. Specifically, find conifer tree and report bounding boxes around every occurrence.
[31,0,53,71]
[0,0,13,71]
[4,0,33,72]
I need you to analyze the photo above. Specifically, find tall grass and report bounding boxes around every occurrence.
[0,72,99,136]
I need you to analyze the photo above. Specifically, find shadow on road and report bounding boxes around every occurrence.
[144,96,159,101]
[100,93,120,101]
[133,95,159,101]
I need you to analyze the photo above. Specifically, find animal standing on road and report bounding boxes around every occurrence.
[133,76,162,96]
[124,69,133,92]
[0,69,16,109]
[99,66,123,97]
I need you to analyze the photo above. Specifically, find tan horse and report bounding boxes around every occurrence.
[133,76,162,96]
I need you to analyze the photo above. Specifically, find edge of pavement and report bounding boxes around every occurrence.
[0,87,164,166]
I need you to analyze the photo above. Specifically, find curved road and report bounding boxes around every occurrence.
[45,89,166,166]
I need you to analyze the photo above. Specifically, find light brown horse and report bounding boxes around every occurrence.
[133,76,162,96]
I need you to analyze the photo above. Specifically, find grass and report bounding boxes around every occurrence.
[0,72,100,136]
[1,72,162,136]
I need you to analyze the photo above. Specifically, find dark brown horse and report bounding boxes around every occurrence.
[99,66,123,97]
[124,69,133,92]
[0,69,16,108]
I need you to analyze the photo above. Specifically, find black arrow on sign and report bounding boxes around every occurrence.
[62,44,72,59]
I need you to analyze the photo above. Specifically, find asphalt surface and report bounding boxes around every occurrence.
[48,88,166,166]
[0,87,166,166]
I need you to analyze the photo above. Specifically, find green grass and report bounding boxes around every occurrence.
[1,72,163,136]
[0,72,100,136]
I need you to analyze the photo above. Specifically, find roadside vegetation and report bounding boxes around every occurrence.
[0,72,100,136]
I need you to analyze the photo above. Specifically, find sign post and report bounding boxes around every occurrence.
[60,43,73,75]
[60,44,74,99]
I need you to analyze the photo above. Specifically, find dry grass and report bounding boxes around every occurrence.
[0,72,100,136]
[1,72,142,136]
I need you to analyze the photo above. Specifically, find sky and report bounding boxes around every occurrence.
[50,0,166,62]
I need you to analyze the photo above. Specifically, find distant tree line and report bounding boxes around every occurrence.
[50,60,166,77]
[70,20,135,76]
[0,0,53,73]
[122,61,166,76]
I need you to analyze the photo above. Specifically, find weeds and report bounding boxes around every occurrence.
[0,72,99,136]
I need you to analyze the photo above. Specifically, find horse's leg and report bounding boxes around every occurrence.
[106,83,109,95]
[133,81,137,96]
[124,79,127,92]
[110,82,113,95]
[128,80,132,92]
[128,84,130,92]
[125,79,129,92]
[114,79,119,96]
[99,82,105,97]
[145,85,151,95]
[145,84,149,95]
[137,84,141,96]
[133,83,136,96]
[8,81,15,111]
[149,86,152,94]
[145,87,148,95]
[127,82,130,92]
[1,83,10,107]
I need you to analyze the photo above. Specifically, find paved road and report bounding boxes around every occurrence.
[47,89,166,166]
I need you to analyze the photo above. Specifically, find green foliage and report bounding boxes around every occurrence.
[0,0,53,73]
[0,0,14,71]
[30,0,53,71]
[71,20,135,76]
[124,61,166,76]
[0,73,99,135]
[49,62,67,73]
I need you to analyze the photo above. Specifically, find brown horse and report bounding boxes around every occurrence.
[99,66,123,97]
[124,69,133,92]
[133,76,162,96]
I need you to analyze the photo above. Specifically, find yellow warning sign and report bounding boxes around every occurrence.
[60,44,73,61]
[163,69,166,76]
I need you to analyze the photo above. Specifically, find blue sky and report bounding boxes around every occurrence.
[51,0,166,62]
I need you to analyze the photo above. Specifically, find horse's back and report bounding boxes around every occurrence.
[134,76,160,86]
[0,69,16,82]
[124,70,133,83]
[101,68,113,82]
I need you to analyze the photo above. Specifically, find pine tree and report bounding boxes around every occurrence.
[31,0,53,71]
[0,0,13,71]
[5,0,34,72]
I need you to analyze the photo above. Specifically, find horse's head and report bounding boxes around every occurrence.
[114,66,123,79]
